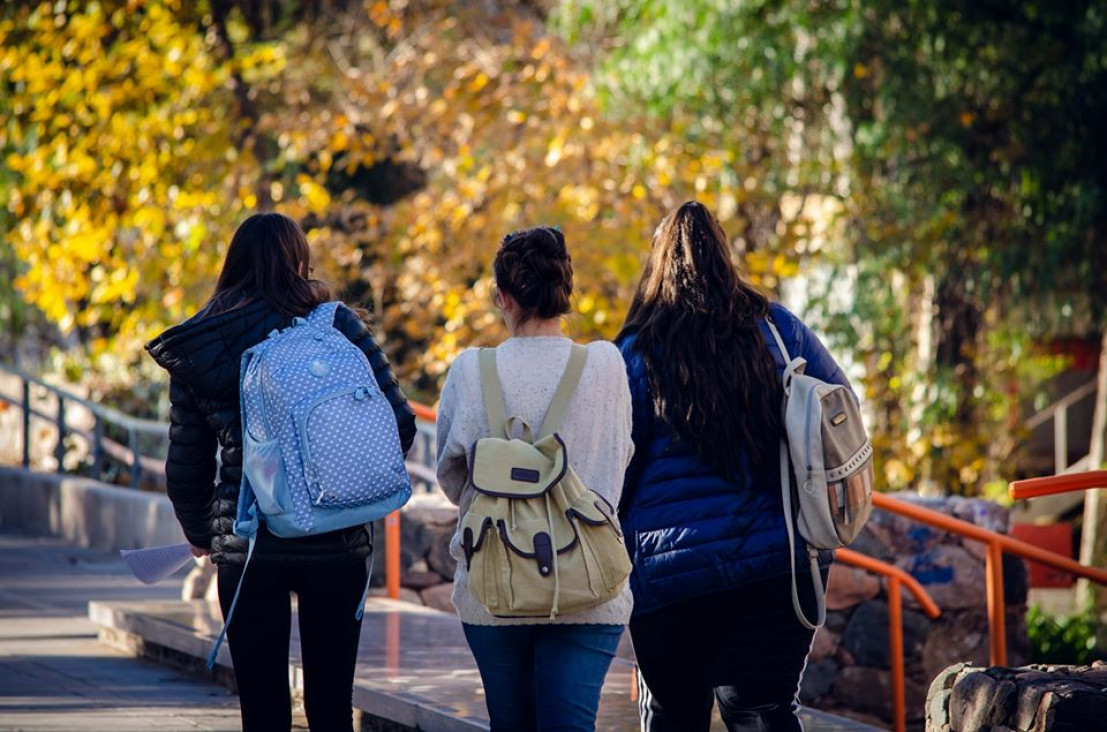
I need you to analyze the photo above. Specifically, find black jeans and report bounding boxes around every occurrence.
[217,560,367,732]
[629,574,821,732]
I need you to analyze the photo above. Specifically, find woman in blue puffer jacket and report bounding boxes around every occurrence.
[616,201,854,732]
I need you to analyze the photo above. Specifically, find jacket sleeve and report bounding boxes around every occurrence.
[788,311,853,393]
[165,377,217,549]
[617,338,650,518]
[334,304,417,457]
[435,360,469,506]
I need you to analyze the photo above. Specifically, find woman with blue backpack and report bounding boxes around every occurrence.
[147,212,416,732]
[616,201,857,732]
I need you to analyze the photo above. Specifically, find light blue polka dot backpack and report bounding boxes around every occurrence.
[207,301,412,668]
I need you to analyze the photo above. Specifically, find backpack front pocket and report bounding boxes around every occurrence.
[567,490,632,596]
[460,511,501,612]
[295,385,400,508]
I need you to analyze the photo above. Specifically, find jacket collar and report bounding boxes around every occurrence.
[145,298,281,385]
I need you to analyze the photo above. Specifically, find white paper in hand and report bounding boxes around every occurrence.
[120,543,196,584]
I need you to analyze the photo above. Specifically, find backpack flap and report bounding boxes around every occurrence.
[469,432,568,499]
[492,496,578,564]
[459,513,493,568]
[566,489,621,531]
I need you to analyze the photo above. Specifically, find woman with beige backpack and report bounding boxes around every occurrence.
[436,226,634,731]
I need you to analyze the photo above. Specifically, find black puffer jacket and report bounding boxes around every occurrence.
[145,297,417,566]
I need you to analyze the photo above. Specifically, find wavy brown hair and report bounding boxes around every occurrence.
[618,201,782,479]
[206,212,331,318]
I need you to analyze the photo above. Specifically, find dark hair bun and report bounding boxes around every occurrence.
[493,227,573,322]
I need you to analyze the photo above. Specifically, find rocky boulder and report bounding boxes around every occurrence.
[927,662,1107,732]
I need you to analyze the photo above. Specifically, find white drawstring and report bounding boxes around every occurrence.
[545,492,560,619]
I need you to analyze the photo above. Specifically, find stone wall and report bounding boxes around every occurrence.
[801,493,1030,729]
[368,493,459,612]
[378,490,1030,729]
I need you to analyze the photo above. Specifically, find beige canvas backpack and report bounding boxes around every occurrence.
[459,345,632,619]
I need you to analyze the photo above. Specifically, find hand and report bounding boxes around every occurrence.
[190,545,211,558]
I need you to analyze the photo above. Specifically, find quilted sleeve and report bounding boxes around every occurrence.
[789,310,854,393]
[616,336,651,518]
[334,304,417,456]
[165,377,217,549]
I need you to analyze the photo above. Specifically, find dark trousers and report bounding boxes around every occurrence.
[629,574,820,732]
[217,560,367,732]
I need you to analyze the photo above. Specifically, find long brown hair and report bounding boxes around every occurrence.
[618,201,782,479]
[206,212,331,317]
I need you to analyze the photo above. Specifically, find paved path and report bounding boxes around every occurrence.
[0,531,882,731]
[0,532,248,732]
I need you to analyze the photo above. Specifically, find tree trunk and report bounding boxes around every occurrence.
[1077,329,1107,612]
[934,271,982,494]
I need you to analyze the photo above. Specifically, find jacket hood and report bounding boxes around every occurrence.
[145,298,285,393]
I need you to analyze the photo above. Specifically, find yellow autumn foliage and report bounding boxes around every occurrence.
[2,0,816,398]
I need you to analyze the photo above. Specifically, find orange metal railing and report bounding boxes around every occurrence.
[381,400,438,599]
[871,492,1107,668]
[392,404,1107,729]
[837,548,940,732]
[410,401,437,423]
[1009,470,1107,500]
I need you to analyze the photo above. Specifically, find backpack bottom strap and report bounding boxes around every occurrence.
[207,533,257,670]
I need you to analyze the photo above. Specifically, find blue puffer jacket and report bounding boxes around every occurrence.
[617,302,853,617]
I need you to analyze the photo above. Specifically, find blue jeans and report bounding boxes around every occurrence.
[462,623,624,732]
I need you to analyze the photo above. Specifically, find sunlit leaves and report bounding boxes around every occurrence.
[3,0,841,405]
[0,0,244,350]
[261,0,804,391]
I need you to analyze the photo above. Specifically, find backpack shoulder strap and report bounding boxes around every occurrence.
[768,317,807,394]
[478,348,507,439]
[538,344,588,439]
[780,435,827,630]
[766,317,791,362]
[307,301,341,327]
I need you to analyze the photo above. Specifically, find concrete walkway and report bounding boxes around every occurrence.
[0,530,883,731]
[0,532,247,732]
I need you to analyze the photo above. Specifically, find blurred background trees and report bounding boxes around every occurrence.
[2,0,1105,498]
[559,0,1107,494]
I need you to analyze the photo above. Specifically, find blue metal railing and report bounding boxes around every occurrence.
[0,361,439,491]
[0,362,168,488]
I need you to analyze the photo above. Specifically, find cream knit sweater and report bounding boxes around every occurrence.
[435,336,634,626]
